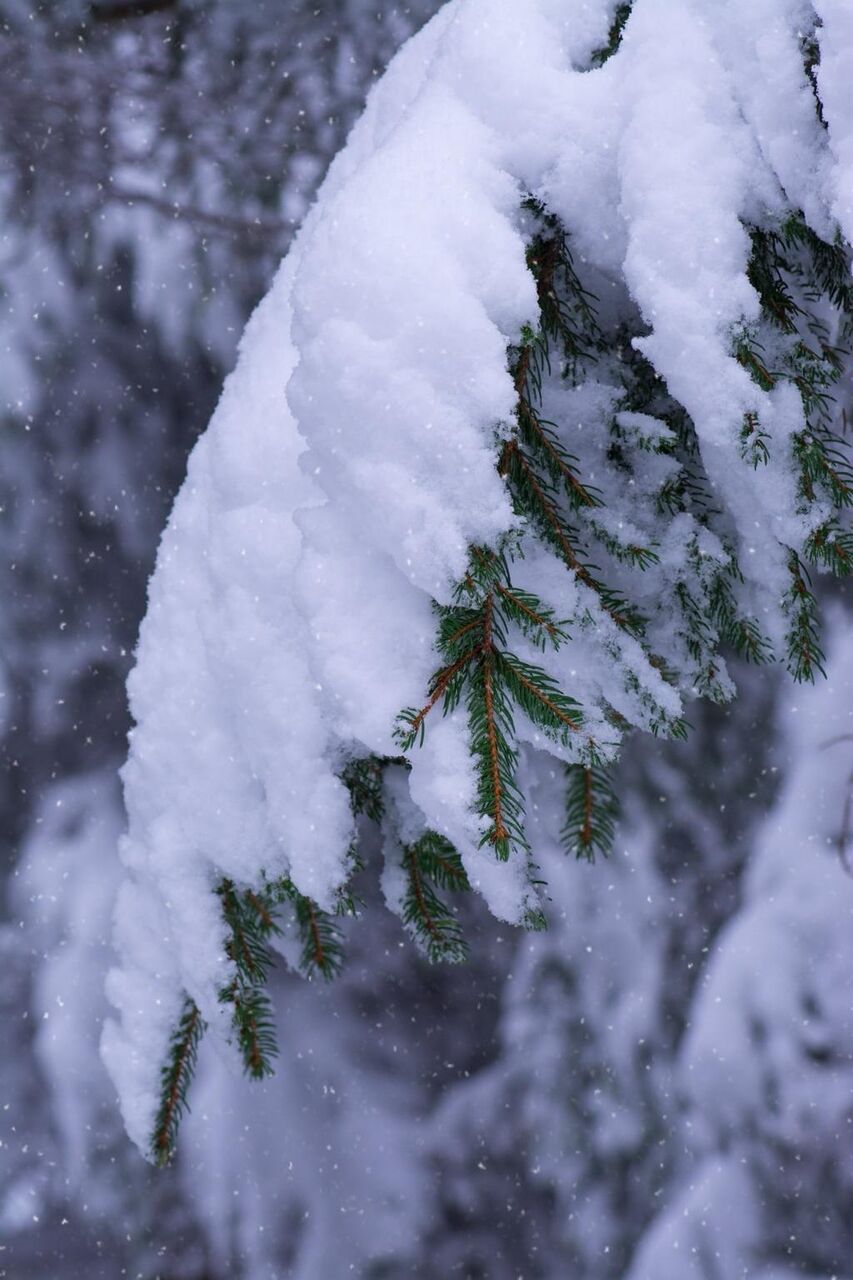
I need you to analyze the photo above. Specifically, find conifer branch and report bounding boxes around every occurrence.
[245,890,276,932]
[398,644,482,747]
[400,833,470,963]
[444,615,486,649]
[495,651,583,739]
[219,880,265,982]
[114,14,853,1183]
[306,900,326,970]
[216,879,280,1078]
[740,412,771,468]
[416,834,471,891]
[518,400,599,508]
[563,764,619,861]
[590,2,633,67]
[481,594,510,849]
[494,582,563,646]
[405,847,443,944]
[502,437,640,634]
[395,193,849,966]
[785,552,826,681]
[151,997,205,1168]
[341,754,406,824]
[263,876,346,981]
[504,442,585,575]
[806,522,853,575]
[582,766,594,847]
[295,897,345,980]
[225,984,278,1080]
[514,344,532,397]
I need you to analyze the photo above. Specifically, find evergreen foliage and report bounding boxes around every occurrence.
[564,764,619,862]
[400,832,471,964]
[590,2,633,67]
[151,172,851,1153]
[217,879,280,1080]
[266,878,348,982]
[152,997,205,1167]
[153,873,351,1162]
[118,2,853,1163]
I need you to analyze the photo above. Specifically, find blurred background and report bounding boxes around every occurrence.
[1,3,852,1277]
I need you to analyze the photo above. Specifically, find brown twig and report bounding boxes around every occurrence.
[482,595,509,844]
[153,1002,201,1162]
[498,655,581,732]
[405,849,442,940]
[495,582,560,639]
[519,400,598,506]
[406,645,481,737]
[246,890,275,931]
[508,447,587,577]
[513,345,532,397]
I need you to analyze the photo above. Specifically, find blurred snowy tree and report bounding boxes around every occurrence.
[0,1,442,1274]
[626,619,853,1280]
[0,0,442,843]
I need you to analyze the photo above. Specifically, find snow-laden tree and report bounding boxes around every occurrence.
[104,0,853,1163]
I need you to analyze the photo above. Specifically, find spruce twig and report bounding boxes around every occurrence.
[564,764,619,861]
[151,997,205,1167]
[218,880,279,1079]
[400,832,470,963]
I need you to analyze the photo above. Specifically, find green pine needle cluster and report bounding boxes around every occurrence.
[590,2,633,68]
[740,217,853,679]
[151,996,205,1167]
[151,186,852,1164]
[400,831,471,964]
[396,200,695,890]
[149,871,346,1163]
[396,555,587,861]
[217,879,280,1080]
[340,755,389,824]
[265,876,347,982]
[564,764,619,862]
[613,347,774,689]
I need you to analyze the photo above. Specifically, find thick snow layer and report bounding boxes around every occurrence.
[817,0,853,244]
[105,0,853,1153]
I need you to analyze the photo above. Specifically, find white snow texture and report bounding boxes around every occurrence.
[104,0,853,1154]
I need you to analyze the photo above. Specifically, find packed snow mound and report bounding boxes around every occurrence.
[104,0,853,1155]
